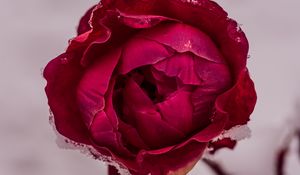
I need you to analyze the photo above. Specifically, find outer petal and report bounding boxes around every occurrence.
[44,53,90,144]
[136,142,207,175]
[76,48,122,127]
[80,4,177,67]
[216,69,257,129]
[89,111,133,157]
[140,23,225,63]
[100,0,249,77]
[77,5,96,35]
[163,0,249,77]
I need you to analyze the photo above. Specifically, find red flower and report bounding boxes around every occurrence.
[44,0,257,174]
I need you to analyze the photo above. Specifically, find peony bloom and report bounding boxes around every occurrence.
[44,0,257,174]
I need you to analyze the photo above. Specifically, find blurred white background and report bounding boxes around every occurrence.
[0,0,299,174]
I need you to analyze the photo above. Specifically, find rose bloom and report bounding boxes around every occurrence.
[44,0,257,174]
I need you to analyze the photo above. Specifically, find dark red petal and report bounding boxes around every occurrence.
[216,69,257,129]
[90,111,132,157]
[150,67,178,97]
[156,89,193,134]
[100,0,248,77]
[179,109,228,146]
[77,48,122,127]
[153,53,202,85]
[163,0,248,78]
[104,77,149,151]
[77,5,97,35]
[140,22,225,63]
[44,54,90,144]
[122,78,185,148]
[117,11,178,29]
[118,37,174,74]
[118,121,150,150]
[136,142,207,175]
[131,105,228,174]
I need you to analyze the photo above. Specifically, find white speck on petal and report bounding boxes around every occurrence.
[49,113,131,175]
[235,37,242,43]
[184,40,192,49]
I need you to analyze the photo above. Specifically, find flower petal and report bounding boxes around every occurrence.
[140,22,225,63]
[150,67,178,98]
[90,111,133,157]
[118,37,174,74]
[77,5,96,35]
[136,142,207,175]
[156,89,194,134]
[216,69,257,129]
[164,0,248,77]
[117,11,178,29]
[121,78,186,148]
[44,53,90,144]
[153,52,202,85]
[77,48,122,127]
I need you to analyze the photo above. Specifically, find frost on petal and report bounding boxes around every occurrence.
[213,125,251,142]
[77,5,97,35]
[49,114,131,175]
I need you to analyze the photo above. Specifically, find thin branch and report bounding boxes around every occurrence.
[202,158,231,175]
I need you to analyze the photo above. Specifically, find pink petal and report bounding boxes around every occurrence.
[44,53,90,144]
[156,90,194,134]
[178,109,228,147]
[90,111,133,157]
[122,78,185,148]
[194,57,232,88]
[153,52,202,85]
[150,68,178,98]
[99,0,249,77]
[117,11,178,29]
[104,78,149,150]
[118,121,150,150]
[164,0,248,77]
[191,57,232,130]
[77,48,122,127]
[139,23,225,63]
[118,37,174,74]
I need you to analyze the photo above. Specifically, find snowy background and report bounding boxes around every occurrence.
[0,0,300,174]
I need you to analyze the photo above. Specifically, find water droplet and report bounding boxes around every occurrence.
[184,40,192,49]
[61,57,69,64]
[235,37,241,43]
